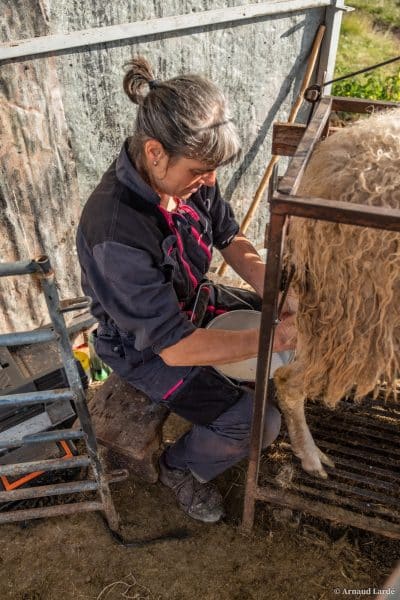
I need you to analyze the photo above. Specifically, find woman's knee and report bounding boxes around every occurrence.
[206,387,281,450]
[208,389,254,438]
[262,402,281,447]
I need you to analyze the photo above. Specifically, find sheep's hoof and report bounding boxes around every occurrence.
[302,460,328,479]
[301,449,334,479]
[318,448,335,469]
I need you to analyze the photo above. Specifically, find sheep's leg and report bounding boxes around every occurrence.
[281,396,334,478]
[274,366,335,479]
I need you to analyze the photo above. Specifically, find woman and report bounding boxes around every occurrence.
[77,56,296,524]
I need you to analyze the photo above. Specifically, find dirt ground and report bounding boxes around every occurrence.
[1,410,399,600]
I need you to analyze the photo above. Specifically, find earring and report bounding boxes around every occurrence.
[153,160,158,166]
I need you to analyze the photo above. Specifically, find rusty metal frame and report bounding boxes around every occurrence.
[0,255,125,531]
[242,95,400,537]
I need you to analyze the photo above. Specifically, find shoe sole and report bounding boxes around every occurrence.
[186,506,225,524]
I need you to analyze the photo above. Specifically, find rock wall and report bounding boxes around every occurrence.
[0,0,326,331]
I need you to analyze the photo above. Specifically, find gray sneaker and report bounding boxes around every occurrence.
[158,453,225,524]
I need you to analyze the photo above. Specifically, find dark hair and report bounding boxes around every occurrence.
[123,56,241,167]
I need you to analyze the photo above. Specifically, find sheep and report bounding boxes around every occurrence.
[273,108,400,478]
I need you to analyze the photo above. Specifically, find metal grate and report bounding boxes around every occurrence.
[0,256,125,531]
[258,396,400,539]
[242,95,400,534]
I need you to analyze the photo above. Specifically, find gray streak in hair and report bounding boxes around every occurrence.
[123,56,241,168]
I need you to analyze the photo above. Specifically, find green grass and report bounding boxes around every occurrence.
[335,13,399,76]
[333,2,400,101]
[347,0,400,29]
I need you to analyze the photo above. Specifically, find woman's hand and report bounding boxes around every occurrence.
[279,288,298,316]
[275,289,297,352]
[273,313,297,352]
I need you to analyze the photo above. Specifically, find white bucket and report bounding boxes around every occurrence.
[205,309,292,382]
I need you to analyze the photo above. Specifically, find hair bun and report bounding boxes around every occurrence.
[123,56,155,104]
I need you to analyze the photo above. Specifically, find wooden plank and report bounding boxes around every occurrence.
[277,96,332,194]
[272,123,306,156]
[331,96,400,113]
[0,0,332,61]
[272,191,400,232]
[272,122,340,156]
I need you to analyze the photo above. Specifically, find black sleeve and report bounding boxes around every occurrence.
[92,241,196,352]
[208,181,240,250]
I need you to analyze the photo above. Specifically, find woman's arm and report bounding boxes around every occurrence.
[159,235,297,367]
[220,233,298,314]
[160,328,258,366]
[159,318,295,367]
[220,233,265,296]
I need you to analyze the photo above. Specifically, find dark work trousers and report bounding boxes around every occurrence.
[94,283,281,483]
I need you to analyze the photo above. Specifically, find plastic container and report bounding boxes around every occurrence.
[72,349,91,382]
[205,309,293,381]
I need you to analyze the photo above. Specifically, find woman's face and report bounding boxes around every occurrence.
[158,156,217,199]
[144,140,217,199]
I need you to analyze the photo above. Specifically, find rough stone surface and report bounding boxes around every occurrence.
[87,373,169,483]
[1,1,326,331]
[0,2,82,333]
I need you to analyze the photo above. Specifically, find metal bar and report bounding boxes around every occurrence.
[0,255,121,532]
[331,96,400,113]
[338,399,400,415]
[0,455,91,477]
[0,480,98,502]
[309,426,400,457]
[59,296,91,313]
[0,389,75,408]
[282,438,399,470]
[277,97,332,195]
[297,470,400,505]
[0,260,40,277]
[320,465,400,493]
[280,441,400,477]
[0,0,332,61]
[342,406,400,421]
[316,439,399,466]
[307,416,400,445]
[255,487,400,539]
[66,314,97,337]
[0,328,57,346]
[312,421,400,455]
[0,501,103,524]
[0,429,85,450]
[242,204,287,532]
[308,409,400,435]
[272,191,400,232]
[315,432,400,462]
[365,403,400,412]
[316,0,345,91]
[37,261,120,531]
[261,476,400,521]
